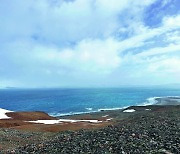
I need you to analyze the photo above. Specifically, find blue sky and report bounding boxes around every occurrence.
[0,0,180,88]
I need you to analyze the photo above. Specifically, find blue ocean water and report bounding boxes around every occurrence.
[0,87,180,116]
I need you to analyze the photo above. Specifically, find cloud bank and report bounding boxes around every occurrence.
[0,0,180,87]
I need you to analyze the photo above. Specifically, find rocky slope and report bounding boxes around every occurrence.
[2,105,179,154]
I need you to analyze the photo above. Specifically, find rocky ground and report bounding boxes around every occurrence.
[1,105,179,154]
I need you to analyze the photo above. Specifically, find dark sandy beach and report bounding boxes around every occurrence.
[0,97,179,153]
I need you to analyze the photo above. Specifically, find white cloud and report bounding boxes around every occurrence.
[0,0,180,87]
[136,44,180,58]
[162,15,180,28]
[148,58,180,74]
[0,0,157,44]
[28,38,121,74]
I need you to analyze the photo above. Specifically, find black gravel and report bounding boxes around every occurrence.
[2,105,179,154]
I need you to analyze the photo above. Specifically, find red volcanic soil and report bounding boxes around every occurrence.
[0,111,56,128]
[14,122,112,132]
[0,111,112,132]
[6,111,57,121]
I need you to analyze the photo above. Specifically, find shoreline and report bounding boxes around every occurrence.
[1,96,179,119]
[1,103,180,153]
[0,96,180,124]
[0,96,179,152]
[54,96,180,118]
[0,96,179,130]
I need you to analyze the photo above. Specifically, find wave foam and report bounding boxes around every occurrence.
[49,110,98,117]
[50,107,127,117]
[86,108,93,111]
[140,96,180,106]
[141,97,161,106]
[50,96,180,117]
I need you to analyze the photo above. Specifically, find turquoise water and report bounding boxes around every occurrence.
[0,87,180,116]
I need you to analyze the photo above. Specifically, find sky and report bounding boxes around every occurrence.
[0,0,180,88]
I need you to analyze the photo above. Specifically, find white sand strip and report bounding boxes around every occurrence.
[28,119,102,124]
[28,120,63,125]
[123,109,136,113]
[0,108,13,119]
[59,119,101,123]
[106,118,113,121]
[102,115,109,117]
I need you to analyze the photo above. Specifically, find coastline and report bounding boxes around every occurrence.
[0,96,180,126]
[1,103,179,153]
[48,96,159,117]
[53,96,180,118]
[1,96,179,120]
[0,96,179,152]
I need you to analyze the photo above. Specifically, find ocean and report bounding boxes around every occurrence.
[0,87,180,116]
